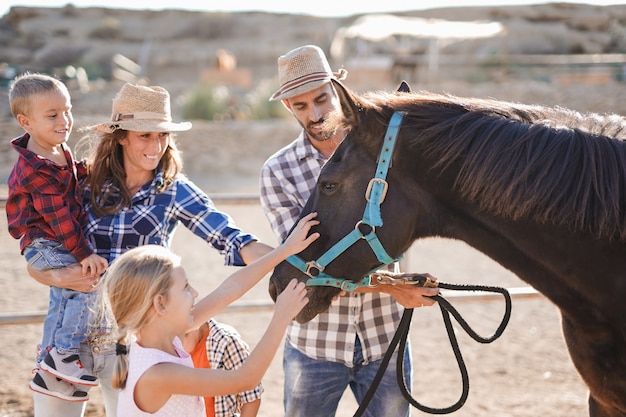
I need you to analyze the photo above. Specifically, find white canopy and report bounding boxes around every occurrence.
[342,14,503,41]
[330,14,506,82]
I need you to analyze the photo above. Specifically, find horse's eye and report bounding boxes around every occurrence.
[319,181,337,193]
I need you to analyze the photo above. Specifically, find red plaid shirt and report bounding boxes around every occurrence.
[6,133,93,262]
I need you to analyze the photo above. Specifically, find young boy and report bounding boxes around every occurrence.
[184,319,263,417]
[6,73,108,402]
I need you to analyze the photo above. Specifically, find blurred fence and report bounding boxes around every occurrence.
[0,286,539,326]
[0,193,541,326]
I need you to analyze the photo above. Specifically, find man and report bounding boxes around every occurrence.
[260,44,439,417]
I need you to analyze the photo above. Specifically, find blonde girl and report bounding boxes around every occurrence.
[99,213,319,416]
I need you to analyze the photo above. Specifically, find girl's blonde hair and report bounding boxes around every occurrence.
[98,245,181,389]
[77,129,183,217]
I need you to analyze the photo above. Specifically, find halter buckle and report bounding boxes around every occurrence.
[365,178,388,204]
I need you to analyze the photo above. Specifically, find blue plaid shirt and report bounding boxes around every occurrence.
[84,168,257,266]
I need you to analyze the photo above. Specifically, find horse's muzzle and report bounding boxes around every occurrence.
[268,279,278,302]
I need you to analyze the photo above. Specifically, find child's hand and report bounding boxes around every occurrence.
[275,279,309,321]
[282,212,320,255]
[80,254,108,278]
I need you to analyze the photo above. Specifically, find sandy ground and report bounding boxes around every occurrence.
[0,194,590,417]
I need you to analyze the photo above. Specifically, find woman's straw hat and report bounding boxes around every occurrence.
[269,45,347,102]
[87,83,192,133]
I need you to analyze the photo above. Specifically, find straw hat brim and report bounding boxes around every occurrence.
[270,69,347,102]
[87,120,192,133]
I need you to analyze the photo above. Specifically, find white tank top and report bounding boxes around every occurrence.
[117,337,205,417]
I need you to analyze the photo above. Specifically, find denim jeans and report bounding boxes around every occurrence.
[33,343,118,417]
[25,238,91,359]
[283,337,412,417]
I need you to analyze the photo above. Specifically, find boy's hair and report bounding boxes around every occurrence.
[8,72,69,118]
[98,245,181,389]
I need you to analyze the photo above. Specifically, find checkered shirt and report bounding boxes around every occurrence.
[83,167,257,266]
[259,131,403,367]
[7,133,94,261]
[207,319,263,416]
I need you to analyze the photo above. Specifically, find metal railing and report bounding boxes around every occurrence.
[0,287,540,326]
[0,192,541,326]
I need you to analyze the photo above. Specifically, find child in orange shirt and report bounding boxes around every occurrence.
[185,319,262,417]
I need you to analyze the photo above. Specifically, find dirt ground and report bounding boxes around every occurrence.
[0,196,590,416]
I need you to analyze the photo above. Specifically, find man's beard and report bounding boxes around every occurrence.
[302,120,334,142]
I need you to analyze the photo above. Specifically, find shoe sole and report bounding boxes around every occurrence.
[29,380,89,402]
[40,362,99,387]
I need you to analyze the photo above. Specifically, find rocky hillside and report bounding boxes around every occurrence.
[0,6,347,96]
[2,3,626,98]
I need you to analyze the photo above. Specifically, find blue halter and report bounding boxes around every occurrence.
[285,111,405,291]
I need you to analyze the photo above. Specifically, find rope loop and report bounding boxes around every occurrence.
[353,281,512,416]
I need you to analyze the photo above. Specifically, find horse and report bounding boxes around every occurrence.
[269,80,626,417]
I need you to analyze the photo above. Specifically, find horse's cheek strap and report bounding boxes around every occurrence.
[363,232,396,265]
[286,255,307,272]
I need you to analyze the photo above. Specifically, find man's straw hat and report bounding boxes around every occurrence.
[88,83,191,133]
[269,45,347,102]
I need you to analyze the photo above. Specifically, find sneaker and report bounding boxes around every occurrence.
[40,347,98,387]
[29,369,89,402]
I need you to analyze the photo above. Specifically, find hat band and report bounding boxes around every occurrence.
[111,111,171,122]
[277,71,331,97]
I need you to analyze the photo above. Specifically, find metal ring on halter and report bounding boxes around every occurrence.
[355,220,375,237]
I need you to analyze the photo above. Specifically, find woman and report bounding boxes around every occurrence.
[27,83,273,417]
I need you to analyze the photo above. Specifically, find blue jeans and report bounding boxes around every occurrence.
[24,238,91,360]
[283,337,412,417]
[33,344,118,417]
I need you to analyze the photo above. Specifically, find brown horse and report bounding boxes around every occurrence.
[269,80,626,417]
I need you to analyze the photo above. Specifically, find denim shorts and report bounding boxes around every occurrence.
[24,238,78,271]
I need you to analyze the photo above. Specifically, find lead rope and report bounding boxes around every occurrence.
[353,279,512,416]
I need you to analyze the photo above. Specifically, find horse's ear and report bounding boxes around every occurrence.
[396,80,411,93]
[331,79,360,127]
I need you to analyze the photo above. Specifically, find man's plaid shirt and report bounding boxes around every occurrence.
[260,131,402,367]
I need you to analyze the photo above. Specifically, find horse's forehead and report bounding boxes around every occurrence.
[330,136,376,167]
[327,104,398,170]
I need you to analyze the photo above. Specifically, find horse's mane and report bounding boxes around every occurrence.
[360,90,626,240]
